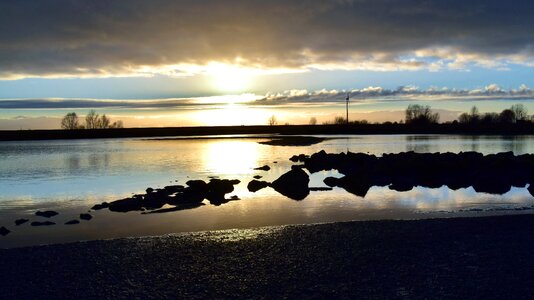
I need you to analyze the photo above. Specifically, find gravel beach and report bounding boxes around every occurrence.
[2,214,534,299]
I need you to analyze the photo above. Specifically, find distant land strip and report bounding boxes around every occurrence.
[1,124,534,141]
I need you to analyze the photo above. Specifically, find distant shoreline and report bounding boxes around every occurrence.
[1,123,533,141]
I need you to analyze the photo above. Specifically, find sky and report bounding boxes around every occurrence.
[1,0,534,129]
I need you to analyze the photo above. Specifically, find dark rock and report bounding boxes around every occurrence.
[206,179,240,204]
[253,175,263,179]
[80,213,93,221]
[164,185,184,194]
[337,175,373,197]
[108,197,145,213]
[15,218,29,226]
[146,187,154,194]
[529,184,534,197]
[64,220,80,225]
[254,165,271,171]
[0,226,10,236]
[247,180,270,192]
[31,221,56,226]
[309,187,333,191]
[271,168,310,200]
[229,195,240,200]
[324,177,340,187]
[91,202,109,210]
[35,210,58,218]
[290,154,309,163]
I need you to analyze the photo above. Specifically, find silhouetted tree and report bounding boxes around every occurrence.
[480,112,499,124]
[60,112,79,130]
[458,106,481,124]
[309,117,317,125]
[499,109,516,124]
[511,104,528,122]
[334,116,346,125]
[97,114,111,129]
[405,104,439,125]
[268,115,277,126]
[85,110,99,129]
[110,120,124,128]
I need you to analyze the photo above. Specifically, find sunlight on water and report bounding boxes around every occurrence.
[202,140,261,174]
[0,134,533,248]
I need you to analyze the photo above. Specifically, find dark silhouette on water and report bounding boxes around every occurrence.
[294,150,534,198]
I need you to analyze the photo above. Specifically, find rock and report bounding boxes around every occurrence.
[247,180,270,192]
[254,165,271,171]
[35,210,59,218]
[0,226,10,236]
[271,168,310,200]
[146,187,154,194]
[324,177,340,187]
[91,202,109,210]
[528,184,534,197]
[309,187,333,191]
[80,213,93,221]
[15,218,29,226]
[229,195,240,200]
[65,220,80,225]
[164,185,184,193]
[31,221,56,226]
[253,175,263,179]
[109,197,144,212]
[206,179,240,203]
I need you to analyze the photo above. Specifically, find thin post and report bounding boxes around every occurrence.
[345,93,349,124]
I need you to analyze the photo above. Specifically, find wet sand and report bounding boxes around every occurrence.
[2,214,534,299]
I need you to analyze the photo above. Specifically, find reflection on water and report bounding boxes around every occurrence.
[203,141,261,174]
[0,134,533,248]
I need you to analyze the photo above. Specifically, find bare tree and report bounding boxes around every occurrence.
[110,120,124,128]
[97,114,111,129]
[268,115,277,126]
[309,117,317,125]
[511,104,528,121]
[60,112,79,130]
[405,104,440,125]
[85,110,99,129]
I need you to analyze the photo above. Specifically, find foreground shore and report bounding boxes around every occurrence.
[2,214,534,299]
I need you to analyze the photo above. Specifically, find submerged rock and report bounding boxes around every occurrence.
[309,187,333,191]
[107,178,241,213]
[247,180,270,192]
[91,202,109,210]
[31,221,56,226]
[0,226,10,236]
[35,211,59,218]
[65,220,80,225]
[254,165,271,171]
[271,168,310,200]
[15,218,29,226]
[80,213,93,221]
[253,175,263,179]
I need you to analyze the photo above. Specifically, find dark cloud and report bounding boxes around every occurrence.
[1,0,534,78]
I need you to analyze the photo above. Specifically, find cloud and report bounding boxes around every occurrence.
[1,0,534,79]
[260,84,534,105]
[2,84,533,110]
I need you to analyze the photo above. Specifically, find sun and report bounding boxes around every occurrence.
[207,63,252,92]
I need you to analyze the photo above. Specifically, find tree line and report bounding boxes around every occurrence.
[61,110,123,130]
[268,103,531,126]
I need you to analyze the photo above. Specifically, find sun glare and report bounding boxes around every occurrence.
[207,63,252,92]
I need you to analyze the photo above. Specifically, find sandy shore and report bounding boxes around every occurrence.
[2,214,534,299]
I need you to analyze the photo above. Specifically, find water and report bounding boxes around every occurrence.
[1,134,533,248]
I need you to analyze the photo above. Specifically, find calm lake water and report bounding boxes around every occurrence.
[1,134,533,248]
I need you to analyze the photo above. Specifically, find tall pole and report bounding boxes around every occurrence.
[345,93,349,124]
